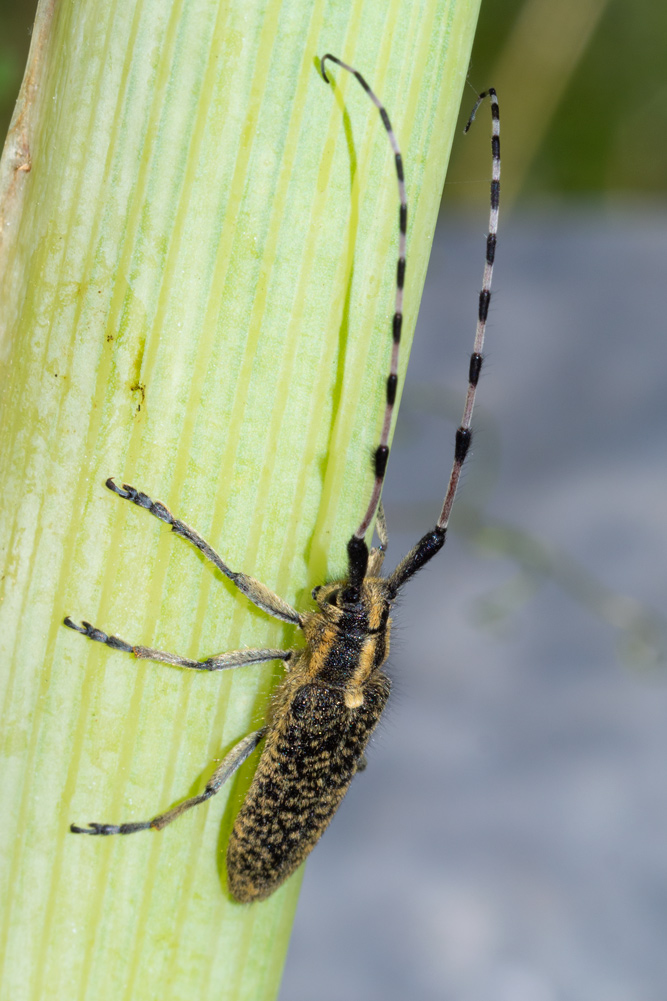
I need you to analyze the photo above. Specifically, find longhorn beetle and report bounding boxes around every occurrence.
[65,55,501,903]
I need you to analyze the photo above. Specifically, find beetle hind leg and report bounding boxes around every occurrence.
[70,729,267,836]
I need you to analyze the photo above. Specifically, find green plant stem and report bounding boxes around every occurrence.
[0,0,481,998]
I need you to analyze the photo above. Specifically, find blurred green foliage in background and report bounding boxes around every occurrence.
[450,0,667,202]
[2,0,665,201]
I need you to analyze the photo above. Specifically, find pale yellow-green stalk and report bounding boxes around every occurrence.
[0,0,482,998]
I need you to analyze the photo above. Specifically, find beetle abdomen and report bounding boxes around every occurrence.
[227,675,390,902]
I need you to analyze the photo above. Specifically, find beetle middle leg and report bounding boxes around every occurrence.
[63,617,292,672]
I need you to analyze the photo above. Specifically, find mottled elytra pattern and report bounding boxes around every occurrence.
[228,658,391,902]
[64,57,501,903]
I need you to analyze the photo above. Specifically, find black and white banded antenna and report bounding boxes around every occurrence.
[320,57,500,593]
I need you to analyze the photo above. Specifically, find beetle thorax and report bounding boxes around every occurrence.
[302,578,392,707]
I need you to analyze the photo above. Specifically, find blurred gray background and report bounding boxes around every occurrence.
[280,207,667,1000]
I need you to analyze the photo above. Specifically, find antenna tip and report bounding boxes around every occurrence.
[463,88,497,134]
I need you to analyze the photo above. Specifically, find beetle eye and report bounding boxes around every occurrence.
[328,591,339,607]
[311,586,321,600]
